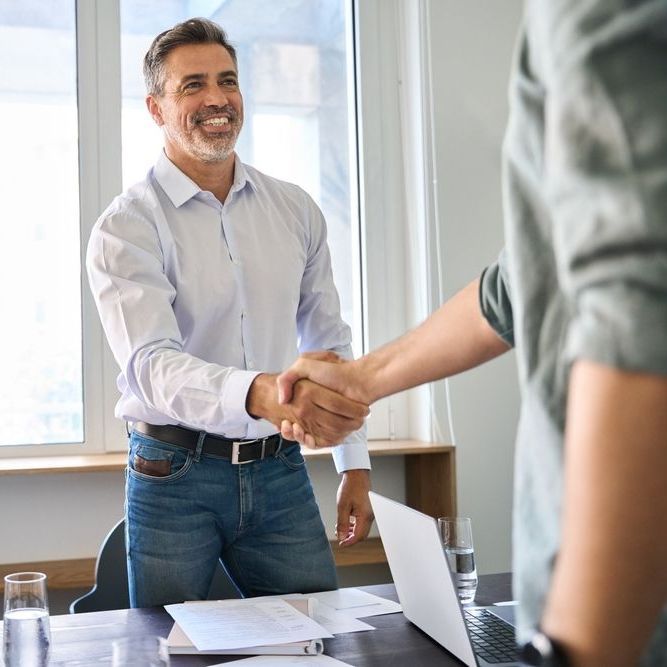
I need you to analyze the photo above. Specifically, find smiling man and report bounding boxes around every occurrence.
[86,18,372,608]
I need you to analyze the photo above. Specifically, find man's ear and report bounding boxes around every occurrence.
[146,95,164,126]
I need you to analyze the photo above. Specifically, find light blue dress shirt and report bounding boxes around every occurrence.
[87,151,369,473]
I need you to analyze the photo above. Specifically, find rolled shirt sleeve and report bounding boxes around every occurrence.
[479,248,515,348]
[535,0,667,374]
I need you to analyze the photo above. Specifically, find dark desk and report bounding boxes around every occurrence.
[45,573,512,666]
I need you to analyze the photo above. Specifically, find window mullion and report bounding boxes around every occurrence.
[78,0,125,453]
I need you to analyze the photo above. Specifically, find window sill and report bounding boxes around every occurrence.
[0,439,452,476]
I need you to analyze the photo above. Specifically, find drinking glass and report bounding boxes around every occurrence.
[111,635,170,666]
[3,572,51,667]
[438,517,478,604]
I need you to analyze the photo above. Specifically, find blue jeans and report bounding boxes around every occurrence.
[125,431,337,607]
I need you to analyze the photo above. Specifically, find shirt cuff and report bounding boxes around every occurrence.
[331,439,371,473]
[220,369,263,429]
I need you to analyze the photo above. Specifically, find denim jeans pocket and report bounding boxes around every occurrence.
[128,434,193,483]
[276,444,306,471]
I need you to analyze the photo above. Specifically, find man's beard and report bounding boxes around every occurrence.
[172,105,243,163]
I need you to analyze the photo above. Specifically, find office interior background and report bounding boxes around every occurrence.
[0,0,522,594]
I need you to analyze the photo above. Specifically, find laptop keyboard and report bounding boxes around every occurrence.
[464,608,518,664]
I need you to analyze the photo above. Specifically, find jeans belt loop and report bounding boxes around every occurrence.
[194,431,206,463]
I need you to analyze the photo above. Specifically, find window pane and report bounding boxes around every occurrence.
[0,1,83,446]
[120,0,359,348]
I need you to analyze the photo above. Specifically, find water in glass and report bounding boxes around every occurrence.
[3,608,50,666]
[445,546,478,605]
[3,572,51,667]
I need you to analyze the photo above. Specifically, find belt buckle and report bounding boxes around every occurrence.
[231,439,262,465]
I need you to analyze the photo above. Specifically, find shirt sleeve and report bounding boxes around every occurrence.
[479,248,515,348]
[295,190,370,473]
[532,0,667,374]
[86,201,260,433]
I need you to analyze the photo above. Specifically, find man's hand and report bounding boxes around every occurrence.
[275,352,370,447]
[246,372,368,448]
[277,355,369,406]
[335,469,373,547]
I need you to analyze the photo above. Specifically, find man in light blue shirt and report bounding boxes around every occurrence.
[86,17,371,607]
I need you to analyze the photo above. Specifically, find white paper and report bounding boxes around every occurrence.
[312,604,374,634]
[208,655,355,666]
[165,598,332,652]
[242,593,375,634]
[310,588,402,618]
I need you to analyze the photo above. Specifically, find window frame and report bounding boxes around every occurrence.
[0,0,411,457]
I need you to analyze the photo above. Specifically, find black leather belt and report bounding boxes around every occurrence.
[133,422,290,464]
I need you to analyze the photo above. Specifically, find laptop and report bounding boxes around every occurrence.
[369,491,520,666]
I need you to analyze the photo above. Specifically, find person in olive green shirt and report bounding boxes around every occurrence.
[276,1,667,665]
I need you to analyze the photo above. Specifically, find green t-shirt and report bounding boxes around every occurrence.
[479,1,667,662]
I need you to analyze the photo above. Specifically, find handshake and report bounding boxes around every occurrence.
[248,351,373,449]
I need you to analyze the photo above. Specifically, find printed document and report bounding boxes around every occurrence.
[165,598,332,652]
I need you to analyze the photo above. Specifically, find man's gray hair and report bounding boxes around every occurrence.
[143,17,238,96]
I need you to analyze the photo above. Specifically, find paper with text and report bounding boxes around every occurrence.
[165,598,332,651]
[245,593,375,634]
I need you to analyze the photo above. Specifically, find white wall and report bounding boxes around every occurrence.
[427,0,524,574]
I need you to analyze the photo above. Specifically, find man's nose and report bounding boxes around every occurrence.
[203,84,228,106]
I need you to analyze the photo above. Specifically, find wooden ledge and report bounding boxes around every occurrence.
[0,440,453,476]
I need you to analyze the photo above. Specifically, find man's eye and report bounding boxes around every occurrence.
[221,78,238,88]
[184,81,201,91]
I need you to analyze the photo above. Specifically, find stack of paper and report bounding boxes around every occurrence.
[166,598,330,656]
[165,587,399,656]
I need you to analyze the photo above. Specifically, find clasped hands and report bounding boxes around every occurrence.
[275,351,369,448]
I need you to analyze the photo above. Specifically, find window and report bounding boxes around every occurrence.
[1,0,412,454]
[0,1,83,447]
[119,1,361,347]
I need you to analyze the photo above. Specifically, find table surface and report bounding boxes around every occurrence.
[39,573,513,666]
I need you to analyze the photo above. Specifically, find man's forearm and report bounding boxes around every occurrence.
[542,361,667,666]
[359,278,511,403]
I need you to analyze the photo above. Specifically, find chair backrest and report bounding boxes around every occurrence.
[69,518,242,613]
[69,518,128,613]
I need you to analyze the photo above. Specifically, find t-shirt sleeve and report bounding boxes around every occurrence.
[479,248,515,348]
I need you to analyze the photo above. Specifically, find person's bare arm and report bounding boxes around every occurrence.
[542,361,667,666]
[278,277,510,406]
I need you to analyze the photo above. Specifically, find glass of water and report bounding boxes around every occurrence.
[112,635,170,666]
[438,517,478,605]
[3,572,51,666]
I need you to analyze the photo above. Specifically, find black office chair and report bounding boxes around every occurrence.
[69,519,242,613]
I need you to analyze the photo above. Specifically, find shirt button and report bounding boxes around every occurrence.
[248,361,255,369]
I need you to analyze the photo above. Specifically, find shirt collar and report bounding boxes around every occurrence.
[153,151,257,208]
